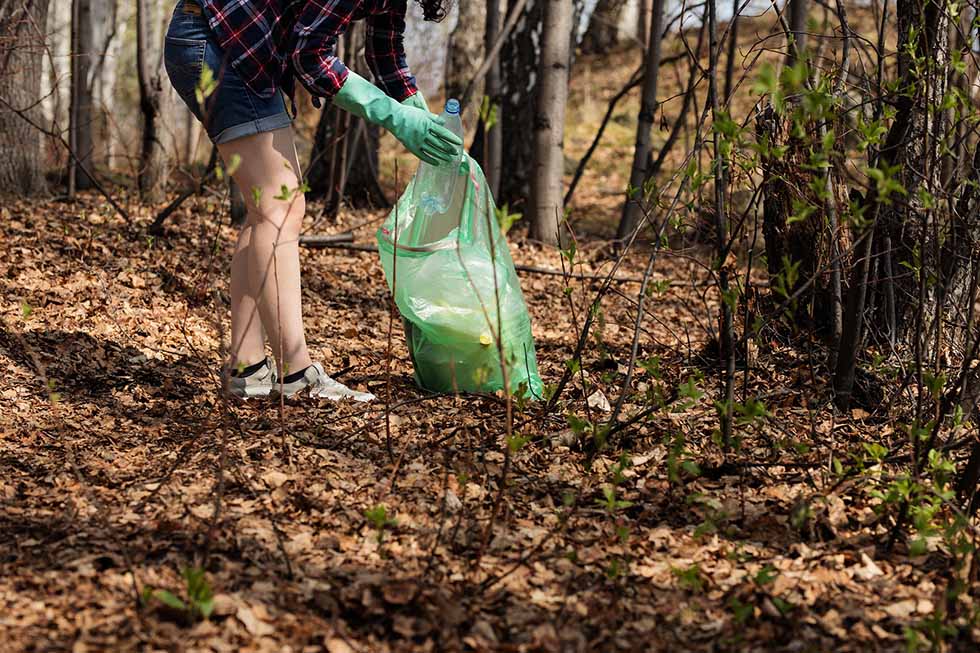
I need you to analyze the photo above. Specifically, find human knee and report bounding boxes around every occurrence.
[249,193,306,236]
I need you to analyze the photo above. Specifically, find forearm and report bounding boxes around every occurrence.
[333,71,396,126]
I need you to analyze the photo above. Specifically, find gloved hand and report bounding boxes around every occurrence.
[334,73,460,166]
[405,91,469,175]
[401,90,429,113]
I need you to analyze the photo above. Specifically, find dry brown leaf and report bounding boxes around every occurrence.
[883,599,917,619]
[324,637,355,653]
[236,604,274,637]
[261,470,290,488]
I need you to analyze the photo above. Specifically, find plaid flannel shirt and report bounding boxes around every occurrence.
[198,0,418,104]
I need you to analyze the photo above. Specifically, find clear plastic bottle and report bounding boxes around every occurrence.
[410,99,465,244]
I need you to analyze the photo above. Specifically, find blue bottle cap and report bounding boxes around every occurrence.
[445,98,461,114]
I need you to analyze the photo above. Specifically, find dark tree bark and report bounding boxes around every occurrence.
[723,0,740,101]
[707,0,735,448]
[497,0,544,207]
[69,0,116,193]
[640,0,652,49]
[0,0,50,195]
[472,0,503,197]
[756,104,849,335]
[835,0,950,407]
[69,0,95,192]
[307,97,348,203]
[786,0,808,64]
[136,0,166,203]
[878,0,950,348]
[615,0,665,243]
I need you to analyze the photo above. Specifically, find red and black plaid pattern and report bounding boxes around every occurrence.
[198,0,417,102]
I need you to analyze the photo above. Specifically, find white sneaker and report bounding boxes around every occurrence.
[270,362,326,399]
[271,363,376,402]
[227,357,277,399]
[310,372,376,403]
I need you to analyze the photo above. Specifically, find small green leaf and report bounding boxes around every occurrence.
[909,537,928,557]
[729,597,754,624]
[196,597,214,618]
[507,433,530,453]
[495,203,522,234]
[754,564,778,586]
[274,184,292,201]
[680,460,701,478]
[153,590,187,611]
[226,154,241,176]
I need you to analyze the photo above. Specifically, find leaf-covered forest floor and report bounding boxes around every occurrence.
[1,198,971,652]
[2,9,977,652]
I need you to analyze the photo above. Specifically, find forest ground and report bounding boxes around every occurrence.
[1,12,974,653]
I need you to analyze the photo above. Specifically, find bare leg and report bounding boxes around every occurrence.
[219,126,312,377]
[229,223,266,369]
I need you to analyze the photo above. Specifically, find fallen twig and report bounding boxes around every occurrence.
[298,232,355,246]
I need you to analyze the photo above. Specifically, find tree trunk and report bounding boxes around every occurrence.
[581,0,628,54]
[498,0,543,206]
[136,0,166,203]
[307,102,341,202]
[834,0,951,406]
[42,0,70,138]
[615,0,665,244]
[93,0,123,169]
[756,104,849,335]
[882,0,950,349]
[640,0,653,49]
[344,123,388,209]
[0,0,51,195]
[498,0,594,208]
[481,0,504,197]
[723,0,740,101]
[69,0,96,192]
[707,0,735,448]
[444,0,486,100]
[529,0,572,245]
[786,0,808,64]
[71,0,120,186]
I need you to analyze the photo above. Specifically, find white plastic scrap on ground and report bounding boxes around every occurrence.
[311,375,377,403]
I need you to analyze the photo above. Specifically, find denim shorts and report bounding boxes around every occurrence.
[164,0,291,145]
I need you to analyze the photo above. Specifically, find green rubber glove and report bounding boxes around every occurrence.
[403,91,469,175]
[401,90,428,113]
[334,72,460,166]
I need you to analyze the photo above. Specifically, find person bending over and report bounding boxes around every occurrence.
[164,0,461,399]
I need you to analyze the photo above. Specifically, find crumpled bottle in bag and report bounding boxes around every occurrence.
[377,101,543,398]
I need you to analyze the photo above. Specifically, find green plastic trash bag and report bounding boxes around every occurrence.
[376,154,543,398]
